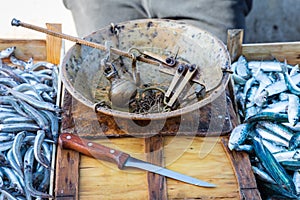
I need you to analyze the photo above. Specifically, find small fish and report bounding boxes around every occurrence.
[234,55,251,79]
[228,123,254,150]
[24,146,53,198]
[244,112,288,124]
[289,133,300,150]
[252,165,276,184]
[281,61,300,96]
[255,126,289,148]
[248,60,294,72]
[12,131,26,170]
[281,161,300,171]
[264,73,300,96]
[273,150,300,162]
[34,130,50,168]
[258,121,294,141]
[293,170,300,194]
[287,94,299,126]
[261,100,288,113]
[0,46,15,59]
[253,136,297,195]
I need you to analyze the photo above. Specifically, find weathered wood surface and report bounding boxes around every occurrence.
[57,88,244,199]
[46,23,62,65]
[55,91,80,200]
[145,135,167,200]
[0,39,46,61]
[242,41,300,65]
[221,137,262,200]
[227,29,244,63]
[43,23,63,199]
[78,136,240,200]
[226,29,261,200]
[71,90,234,138]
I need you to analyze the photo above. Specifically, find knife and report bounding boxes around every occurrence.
[59,133,216,188]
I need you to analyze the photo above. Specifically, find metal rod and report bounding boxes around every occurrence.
[11,18,160,66]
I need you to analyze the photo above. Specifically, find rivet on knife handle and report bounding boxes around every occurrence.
[59,133,130,169]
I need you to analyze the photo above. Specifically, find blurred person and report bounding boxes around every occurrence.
[63,0,252,43]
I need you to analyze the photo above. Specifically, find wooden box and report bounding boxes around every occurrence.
[54,29,264,200]
[6,27,296,199]
[0,23,62,198]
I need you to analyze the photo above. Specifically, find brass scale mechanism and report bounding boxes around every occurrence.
[101,45,206,112]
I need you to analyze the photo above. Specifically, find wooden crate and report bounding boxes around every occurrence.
[54,29,264,200]
[56,91,259,200]
[0,23,62,198]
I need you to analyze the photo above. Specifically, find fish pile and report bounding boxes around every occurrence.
[228,55,300,199]
[0,46,60,199]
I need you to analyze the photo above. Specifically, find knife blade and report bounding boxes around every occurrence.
[59,133,216,188]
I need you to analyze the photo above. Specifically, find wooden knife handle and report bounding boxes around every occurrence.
[59,133,130,169]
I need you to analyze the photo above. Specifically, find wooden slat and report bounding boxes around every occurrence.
[221,137,262,200]
[227,29,244,63]
[46,23,62,65]
[79,137,148,200]
[145,135,167,200]
[55,147,80,200]
[77,136,240,199]
[242,41,300,65]
[45,23,63,199]
[0,39,46,61]
[165,136,240,199]
[225,29,261,200]
[227,29,244,124]
[55,91,80,200]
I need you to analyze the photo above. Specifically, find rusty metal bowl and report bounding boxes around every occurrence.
[61,19,230,121]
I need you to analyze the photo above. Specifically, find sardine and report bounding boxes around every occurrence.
[234,55,251,79]
[258,121,294,141]
[287,94,299,126]
[228,123,254,150]
[273,150,300,162]
[289,133,300,150]
[293,170,300,194]
[0,47,15,59]
[253,136,297,195]
[245,112,288,124]
[255,126,289,148]
[252,165,276,184]
[12,131,26,170]
[33,130,50,168]
[24,146,52,198]
[281,61,300,96]
[248,60,294,72]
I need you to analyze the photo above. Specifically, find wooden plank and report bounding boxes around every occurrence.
[77,136,240,199]
[165,136,240,199]
[227,29,244,124]
[0,39,46,61]
[227,29,244,63]
[79,137,148,200]
[45,23,63,199]
[46,23,62,65]
[145,135,167,200]
[221,137,262,200]
[55,146,80,200]
[242,41,300,65]
[55,91,80,200]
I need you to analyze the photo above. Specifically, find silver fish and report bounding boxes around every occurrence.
[252,165,277,184]
[293,170,300,194]
[228,123,254,150]
[281,61,300,96]
[287,94,299,126]
[0,47,15,59]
